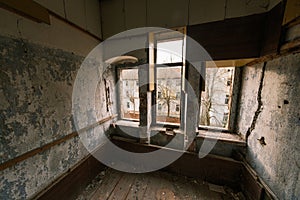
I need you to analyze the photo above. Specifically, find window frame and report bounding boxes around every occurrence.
[151,31,186,127]
[114,28,240,134]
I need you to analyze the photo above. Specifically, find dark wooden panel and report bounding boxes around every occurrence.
[187,13,266,60]
[112,139,243,189]
[261,2,286,56]
[240,165,263,200]
[187,2,285,60]
[166,153,242,189]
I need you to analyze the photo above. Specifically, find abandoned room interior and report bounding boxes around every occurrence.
[0,0,299,199]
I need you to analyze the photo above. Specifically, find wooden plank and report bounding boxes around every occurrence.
[152,172,178,200]
[90,169,124,200]
[108,173,136,200]
[0,0,50,24]
[169,174,199,200]
[125,174,149,200]
[142,173,164,200]
[206,59,256,68]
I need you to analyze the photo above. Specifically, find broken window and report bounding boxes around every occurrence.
[119,68,139,121]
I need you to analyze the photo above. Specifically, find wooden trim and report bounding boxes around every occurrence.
[0,0,50,24]
[280,37,300,52]
[206,59,256,68]
[0,115,117,171]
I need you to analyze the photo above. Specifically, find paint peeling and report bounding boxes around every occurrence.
[0,34,116,199]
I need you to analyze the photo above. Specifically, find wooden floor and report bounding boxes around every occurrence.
[76,168,243,200]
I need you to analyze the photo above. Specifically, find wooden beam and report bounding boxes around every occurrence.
[206,58,256,68]
[0,0,50,24]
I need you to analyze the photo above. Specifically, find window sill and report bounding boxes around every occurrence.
[113,120,246,147]
[197,130,246,146]
[114,119,139,127]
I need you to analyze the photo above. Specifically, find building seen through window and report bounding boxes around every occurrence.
[156,66,182,124]
[118,30,235,130]
[199,67,234,128]
[119,68,139,120]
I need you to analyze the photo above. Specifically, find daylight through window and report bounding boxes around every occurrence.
[119,68,139,121]
[199,67,235,128]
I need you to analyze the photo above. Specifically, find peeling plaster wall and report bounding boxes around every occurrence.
[0,34,116,199]
[237,53,300,199]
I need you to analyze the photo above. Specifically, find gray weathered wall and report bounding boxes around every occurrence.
[0,3,116,199]
[0,34,116,199]
[237,53,300,199]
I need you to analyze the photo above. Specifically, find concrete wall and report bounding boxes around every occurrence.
[237,53,300,199]
[100,0,282,39]
[0,5,115,200]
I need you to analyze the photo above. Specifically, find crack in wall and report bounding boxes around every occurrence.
[246,62,267,141]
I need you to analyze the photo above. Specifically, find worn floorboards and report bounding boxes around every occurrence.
[77,168,242,200]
